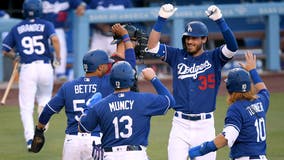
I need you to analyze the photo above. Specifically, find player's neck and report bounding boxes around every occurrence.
[114,88,130,93]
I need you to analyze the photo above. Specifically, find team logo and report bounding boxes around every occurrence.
[242,84,247,92]
[83,64,88,72]
[177,60,212,79]
[115,81,121,88]
[187,24,193,33]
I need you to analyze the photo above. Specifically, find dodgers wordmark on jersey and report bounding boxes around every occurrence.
[160,45,230,114]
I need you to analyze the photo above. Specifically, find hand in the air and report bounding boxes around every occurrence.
[239,51,257,72]
[205,5,222,21]
[141,67,157,81]
[159,4,178,19]
[112,23,128,37]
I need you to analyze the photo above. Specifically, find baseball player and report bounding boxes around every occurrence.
[189,51,269,160]
[146,4,238,160]
[34,24,137,159]
[2,0,60,151]
[41,0,86,80]
[79,61,175,160]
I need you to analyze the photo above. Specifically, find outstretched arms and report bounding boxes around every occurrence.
[147,4,177,54]
[206,5,238,58]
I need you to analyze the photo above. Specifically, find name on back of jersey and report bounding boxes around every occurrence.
[17,24,45,34]
[109,100,134,112]
[246,102,264,116]
[74,84,97,94]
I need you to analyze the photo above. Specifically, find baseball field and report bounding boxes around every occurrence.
[0,92,283,160]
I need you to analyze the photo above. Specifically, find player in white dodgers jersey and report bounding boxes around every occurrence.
[79,61,175,160]
[2,0,60,151]
[146,4,238,160]
[41,0,86,80]
[189,51,269,160]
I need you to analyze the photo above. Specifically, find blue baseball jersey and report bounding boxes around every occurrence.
[161,45,231,114]
[39,76,113,135]
[225,89,270,158]
[42,0,83,28]
[80,91,171,148]
[2,18,56,64]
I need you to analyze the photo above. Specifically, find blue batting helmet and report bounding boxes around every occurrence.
[110,61,135,89]
[83,50,114,73]
[225,68,251,93]
[23,0,42,19]
[182,21,208,48]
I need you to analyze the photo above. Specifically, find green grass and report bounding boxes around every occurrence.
[0,93,283,160]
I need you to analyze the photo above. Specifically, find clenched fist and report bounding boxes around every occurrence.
[159,4,178,19]
[205,5,222,21]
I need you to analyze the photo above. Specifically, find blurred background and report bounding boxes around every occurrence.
[0,0,283,82]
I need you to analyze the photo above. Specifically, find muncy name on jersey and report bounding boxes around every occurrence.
[109,100,134,112]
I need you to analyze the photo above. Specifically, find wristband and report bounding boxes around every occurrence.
[249,69,262,84]
[122,34,131,43]
[153,16,167,32]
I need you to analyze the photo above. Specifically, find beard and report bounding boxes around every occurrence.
[186,43,203,56]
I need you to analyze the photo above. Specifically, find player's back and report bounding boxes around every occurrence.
[94,91,170,148]
[228,93,269,158]
[5,18,56,63]
[48,76,113,134]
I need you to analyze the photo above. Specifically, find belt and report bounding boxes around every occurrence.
[174,111,212,121]
[249,155,267,159]
[22,60,50,64]
[104,145,143,152]
[233,155,267,160]
[67,132,91,136]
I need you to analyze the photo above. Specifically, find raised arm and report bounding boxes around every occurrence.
[206,5,238,58]
[111,23,136,67]
[239,51,267,92]
[147,4,177,53]
[142,67,175,106]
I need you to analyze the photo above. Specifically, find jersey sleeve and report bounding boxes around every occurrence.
[223,105,242,147]
[141,93,171,116]
[47,84,68,112]
[2,27,16,52]
[45,21,56,38]
[79,105,99,132]
[224,105,242,134]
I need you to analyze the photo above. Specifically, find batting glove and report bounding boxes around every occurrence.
[159,4,178,19]
[205,5,222,21]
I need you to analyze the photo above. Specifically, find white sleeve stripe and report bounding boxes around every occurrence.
[223,125,240,148]
[222,45,237,58]
[163,95,171,114]
[145,42,160,53]
[46,103,57,113]
[224,124,240,132]
[78,119,91,133]
[2,44,12,50]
